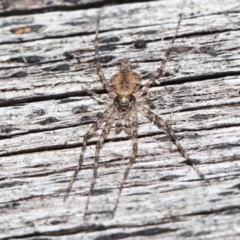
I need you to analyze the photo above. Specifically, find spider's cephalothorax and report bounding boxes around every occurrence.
[111,59,140,112]
[64,14,208,218]
[114,94,136,112]
[111,60,139,117]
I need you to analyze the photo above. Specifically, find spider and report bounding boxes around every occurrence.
[64,14,207,218]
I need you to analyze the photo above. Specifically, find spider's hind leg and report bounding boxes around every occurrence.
[84,108,116,217]
[64,105,114,202]
[113,106,138,216]
[139,105,208,183]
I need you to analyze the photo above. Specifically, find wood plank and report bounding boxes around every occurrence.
[0,0,104,14]
[1,0,240,239]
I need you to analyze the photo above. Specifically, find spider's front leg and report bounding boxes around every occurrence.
[139,106,208,183]
[95,15,116,99]
[135,14,182,98]
[81,86,106,104]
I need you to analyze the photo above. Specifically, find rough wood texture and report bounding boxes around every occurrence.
[0,0,104,14]
[1,0,240,239]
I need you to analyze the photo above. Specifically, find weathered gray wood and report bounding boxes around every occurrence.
[0,0,104,14]
[1,0,240,239]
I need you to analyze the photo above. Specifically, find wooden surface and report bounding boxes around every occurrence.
[0,0,104,14]
[1,0,240,239]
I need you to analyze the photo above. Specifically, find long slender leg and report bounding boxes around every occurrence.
[95,15,116,99]
[113,106,138,216]
[135,14,182,98]
[81,86,106,104]
[139,106,208,182]
[84,109,116,216]
[64,106,114,201]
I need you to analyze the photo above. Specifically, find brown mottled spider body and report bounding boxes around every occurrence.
[64,14,207,218]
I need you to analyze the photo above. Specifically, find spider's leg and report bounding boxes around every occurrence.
[139,106,208,182]
[113,106,138,216]
[84,109,116,217]
[64,106,114,201]
[82,86,106,104]
[95,15,116,99]
[135,14,182,98]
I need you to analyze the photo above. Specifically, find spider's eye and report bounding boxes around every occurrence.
[121,102,128,107]
[120,97,130,110]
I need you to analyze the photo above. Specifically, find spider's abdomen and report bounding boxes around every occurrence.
[110,70,141,95]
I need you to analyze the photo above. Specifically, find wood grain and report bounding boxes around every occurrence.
[1,0,240,239]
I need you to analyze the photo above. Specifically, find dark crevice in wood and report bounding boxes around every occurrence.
[0,181,25,189]
[156,70,240,87]
[15,170,57,179]
[0,0,161,18]
[0,31,96,45]
[1,122,240,157]
[92,227,177,240]
[0,90,87,107]
[0,104,236,136]
[0,58,73,71]
[185,205,240,217]
[189,10,240,18]
[1,21,238,46]
[178,27,240,38]
[0,70,239,108]
[0,2,104,18]
[0,21,180,45]
[1,225,177,240]
[119,27,240,48]
[178,101,240,113]
[0,120,97,140]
